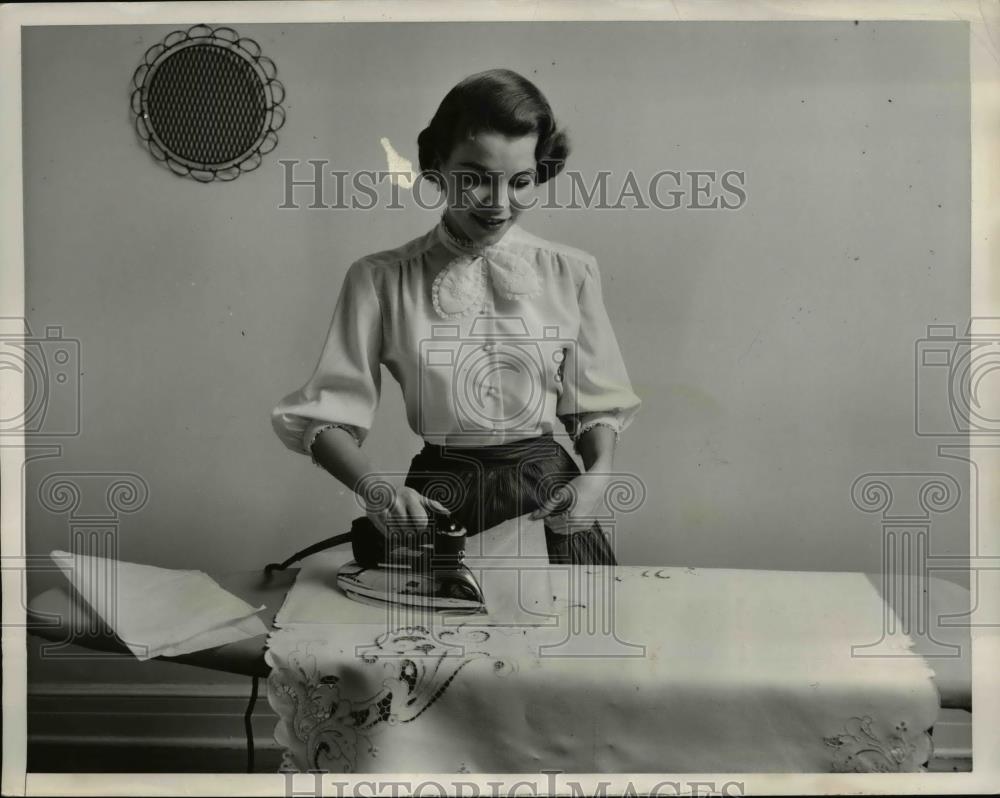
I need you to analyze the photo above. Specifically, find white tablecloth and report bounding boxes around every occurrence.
[265,518,939,774]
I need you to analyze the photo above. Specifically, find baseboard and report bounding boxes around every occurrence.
[28,681,281,772]
[27,740,286,774]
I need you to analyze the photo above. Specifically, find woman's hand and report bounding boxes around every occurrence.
[529,472,611,536]
[365,485,450,541]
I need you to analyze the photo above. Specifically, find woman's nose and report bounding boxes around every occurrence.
[472,173,506,210]
[482,183,510,211]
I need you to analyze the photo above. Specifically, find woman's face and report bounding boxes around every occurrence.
[438,131,539,246]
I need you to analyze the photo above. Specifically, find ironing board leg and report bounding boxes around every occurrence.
[244,676,259,773]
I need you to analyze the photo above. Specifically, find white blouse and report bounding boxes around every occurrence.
[271,219,642,457]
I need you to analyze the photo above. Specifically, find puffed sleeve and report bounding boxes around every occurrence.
[271,259,383,458]
[556,257,642,448]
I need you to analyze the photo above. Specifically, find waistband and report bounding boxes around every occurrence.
[419,431,561,464]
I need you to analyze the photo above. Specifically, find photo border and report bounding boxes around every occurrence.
[1,1,997,795]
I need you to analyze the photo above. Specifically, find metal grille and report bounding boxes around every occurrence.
[131,25,286,182]
[147,44,266,167]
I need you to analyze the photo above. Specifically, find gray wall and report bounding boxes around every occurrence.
[24,22,969,686]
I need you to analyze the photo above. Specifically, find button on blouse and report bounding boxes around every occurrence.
[271,220,642,456]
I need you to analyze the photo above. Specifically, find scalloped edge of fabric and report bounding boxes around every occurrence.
[431,257,487,319]
[307,423,363,468]
[571,419,622,455]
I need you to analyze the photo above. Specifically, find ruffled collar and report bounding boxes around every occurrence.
[431,216,542,319]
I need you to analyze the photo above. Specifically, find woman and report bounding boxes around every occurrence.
[272,68,641,564]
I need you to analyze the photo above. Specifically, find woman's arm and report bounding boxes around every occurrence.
[311,426,449,535]
[576,423,617,472]
[530,425,617,523]
[310,426,385,506]
[554,258,642,447]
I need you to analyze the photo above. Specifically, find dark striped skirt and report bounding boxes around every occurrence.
[403,432,617,565]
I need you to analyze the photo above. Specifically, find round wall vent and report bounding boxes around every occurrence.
[131,24,286,182]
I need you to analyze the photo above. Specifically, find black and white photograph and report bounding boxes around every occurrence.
[2,1,998,795]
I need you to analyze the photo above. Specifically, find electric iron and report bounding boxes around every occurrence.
[335,513,487,614]
[264,511,487,615]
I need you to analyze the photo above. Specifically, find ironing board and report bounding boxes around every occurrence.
[24,566,972,709]
[26,548,971,773]
[262,520,953,774]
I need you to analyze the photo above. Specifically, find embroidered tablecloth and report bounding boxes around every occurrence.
[264,518,940,774]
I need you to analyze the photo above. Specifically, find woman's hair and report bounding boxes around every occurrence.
[417,69,570,185]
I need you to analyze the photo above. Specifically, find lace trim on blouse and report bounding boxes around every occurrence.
[431,219,542,320]
[307,423,363,468]
[569,418,623,456]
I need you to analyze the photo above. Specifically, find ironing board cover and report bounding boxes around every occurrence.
[264,522,940,774]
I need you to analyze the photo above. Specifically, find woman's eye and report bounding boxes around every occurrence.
[511,172,537,190]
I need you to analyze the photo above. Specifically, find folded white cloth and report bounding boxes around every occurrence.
[50,550,269,661]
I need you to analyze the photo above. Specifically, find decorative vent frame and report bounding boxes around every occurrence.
[130,24,286,182]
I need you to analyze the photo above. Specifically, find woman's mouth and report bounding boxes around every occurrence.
[470,212,510,232]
